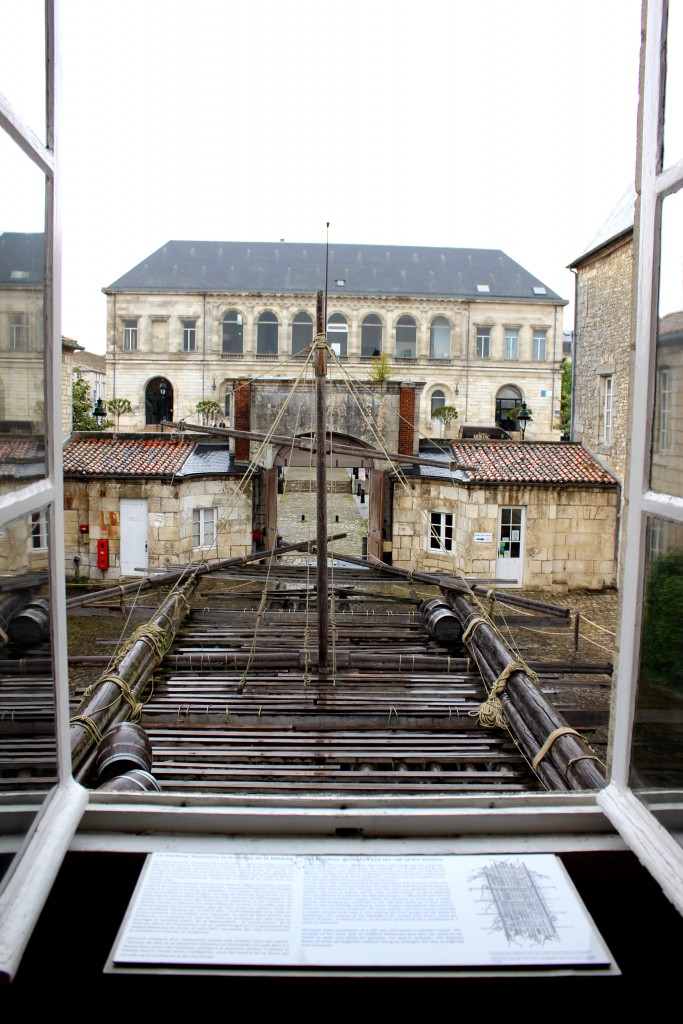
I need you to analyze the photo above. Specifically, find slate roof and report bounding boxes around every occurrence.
[104,240,565,303]
[569,185,636,267]
[450,440,617,486]
[0,233,44,287]
[175,443,237,477]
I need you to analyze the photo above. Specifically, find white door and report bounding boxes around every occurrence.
[120,499,148,575]
[496,506,524,587]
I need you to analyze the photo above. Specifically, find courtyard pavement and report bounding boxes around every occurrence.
[276,468,368,564]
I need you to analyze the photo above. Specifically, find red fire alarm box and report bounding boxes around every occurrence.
[96,538,109,570]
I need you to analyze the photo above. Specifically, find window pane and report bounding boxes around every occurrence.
[630,518,683,804]
[651,188,683,498]
[396,316,417,358]
[361,316,382,357]
[663,0,683,169]
[0,506,57,887]
[0,0,46,139]
[222,311,243,355]
[0,130,47,486]
[327,314,347,357]
[292,313,313,354]
[257,313,278,355]
[430,317,450,359]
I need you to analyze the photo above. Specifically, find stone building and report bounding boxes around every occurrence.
[103,240,567,442]
[62,435,253,581]
[391,439,619,592]
[569,187,636,485]
[0,232,45,433]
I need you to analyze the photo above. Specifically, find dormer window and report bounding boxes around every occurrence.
[476,284,490,293]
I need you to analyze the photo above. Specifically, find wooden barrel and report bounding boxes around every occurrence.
[8,598,51,646]
[423,604,463,645]
[96,769,161,793]
[95,722,153,782]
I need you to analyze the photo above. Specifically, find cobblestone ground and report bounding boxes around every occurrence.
[276,467,368,564]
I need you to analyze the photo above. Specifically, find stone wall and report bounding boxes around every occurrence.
[63,475,252,581]
[391,479,618,592]
[106,290,564,441]
[572,233,634,484]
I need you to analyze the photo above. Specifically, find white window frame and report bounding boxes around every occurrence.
[475,326,490,359]
[599,374,613,444]
[9,313,28,350]
[193,507,217,548]
[182,319,196,353]
[3,1,683,986]
[532,329,547,361]
[428,511,453,552]
[30,509,48,551]
[123,319,138,352]
[504,329,519,360]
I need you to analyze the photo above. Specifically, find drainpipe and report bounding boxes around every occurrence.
[551,303,559,436]
[570,267,578,440]
[464,302,471,421]
[201,292,206,400]
[112,293,117,400]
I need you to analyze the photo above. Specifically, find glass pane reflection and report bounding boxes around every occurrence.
[0,506,57,886]
[663,0,683,169]
[631,518,683,796]
[651,188,683,498]
[0,129,47,489]
[0,0,46,140]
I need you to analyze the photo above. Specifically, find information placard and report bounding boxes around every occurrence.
[109,853,614,972]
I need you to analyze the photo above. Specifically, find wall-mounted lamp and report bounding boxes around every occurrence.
[93,398,107,422]
[159,379,167,397]
[212,378,217,391]
[454,384,460,396]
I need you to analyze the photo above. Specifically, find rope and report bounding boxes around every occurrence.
[531,726,581,771]
[87,673,144,722]
[69,715,104,744]
[468,659,531,730]
[461,615,487,644]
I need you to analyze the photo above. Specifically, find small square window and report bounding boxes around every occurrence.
[193,507,217,547]
[429,511,453,552]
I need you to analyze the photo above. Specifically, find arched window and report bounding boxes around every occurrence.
[395,315,417,358]
[327,313,348,357]
[361,314,382,358]
[222,310,243,354]
[496,386,522,431]
[291,312,313,355]
[257,311,278,355]
[430,316,451,359]
[430,389,446,417]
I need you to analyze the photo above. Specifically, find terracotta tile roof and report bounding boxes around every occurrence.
[63,436,196,477]
[449,440,617,486]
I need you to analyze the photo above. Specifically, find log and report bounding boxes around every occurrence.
[444,590,606,790]
[0,590,36,649]
[69,576,200,776]
[66,532,346,610]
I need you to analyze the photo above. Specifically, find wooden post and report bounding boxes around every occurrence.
[574,612,580,652]
[367,468,385,561]
[264,466,278,553]
[315,289,329,671]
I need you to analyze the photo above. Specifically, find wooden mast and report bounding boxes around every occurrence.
[315,289,329,671]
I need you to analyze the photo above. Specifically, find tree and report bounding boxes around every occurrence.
[72,370,112,430]
[107,397,133,431]
[196,399,222,424]
[556,358,572,436]
[368,352,392,383]
[431,405,459,437]
[640,549,683,690]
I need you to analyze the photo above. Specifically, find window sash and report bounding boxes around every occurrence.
[476,330,490,358]
[123,320,138,352]
[182,320,196,352]
[429,511,453,551]
[533,331,546,360]
[193,507,217,547]
[504,330,518,360]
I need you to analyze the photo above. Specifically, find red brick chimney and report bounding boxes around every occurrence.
[398,383,416,455]
[234,380,251,463]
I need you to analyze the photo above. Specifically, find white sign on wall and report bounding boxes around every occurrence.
[474,532,492,543]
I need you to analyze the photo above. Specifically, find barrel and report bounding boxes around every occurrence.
[8,598,51,646]
[95,722,153,782]
[96,769,161,793]
[421,602,464,643]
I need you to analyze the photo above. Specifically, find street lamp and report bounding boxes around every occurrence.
[92,397,107,424]
[517,401,532,440]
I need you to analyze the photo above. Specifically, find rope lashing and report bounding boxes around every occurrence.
[469,659,529,730]
[461,615,488,644]
[69,715,104,744]
[565,753,606,775]
[88,673,144,722]
[531,726,581,771]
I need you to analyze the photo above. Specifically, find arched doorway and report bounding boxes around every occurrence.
[496,386,522,432]
[145,377,173,425]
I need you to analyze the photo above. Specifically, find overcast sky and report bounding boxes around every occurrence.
[4,0,644,353]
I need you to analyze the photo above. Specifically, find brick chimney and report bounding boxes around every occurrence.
[234,380,251,463]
